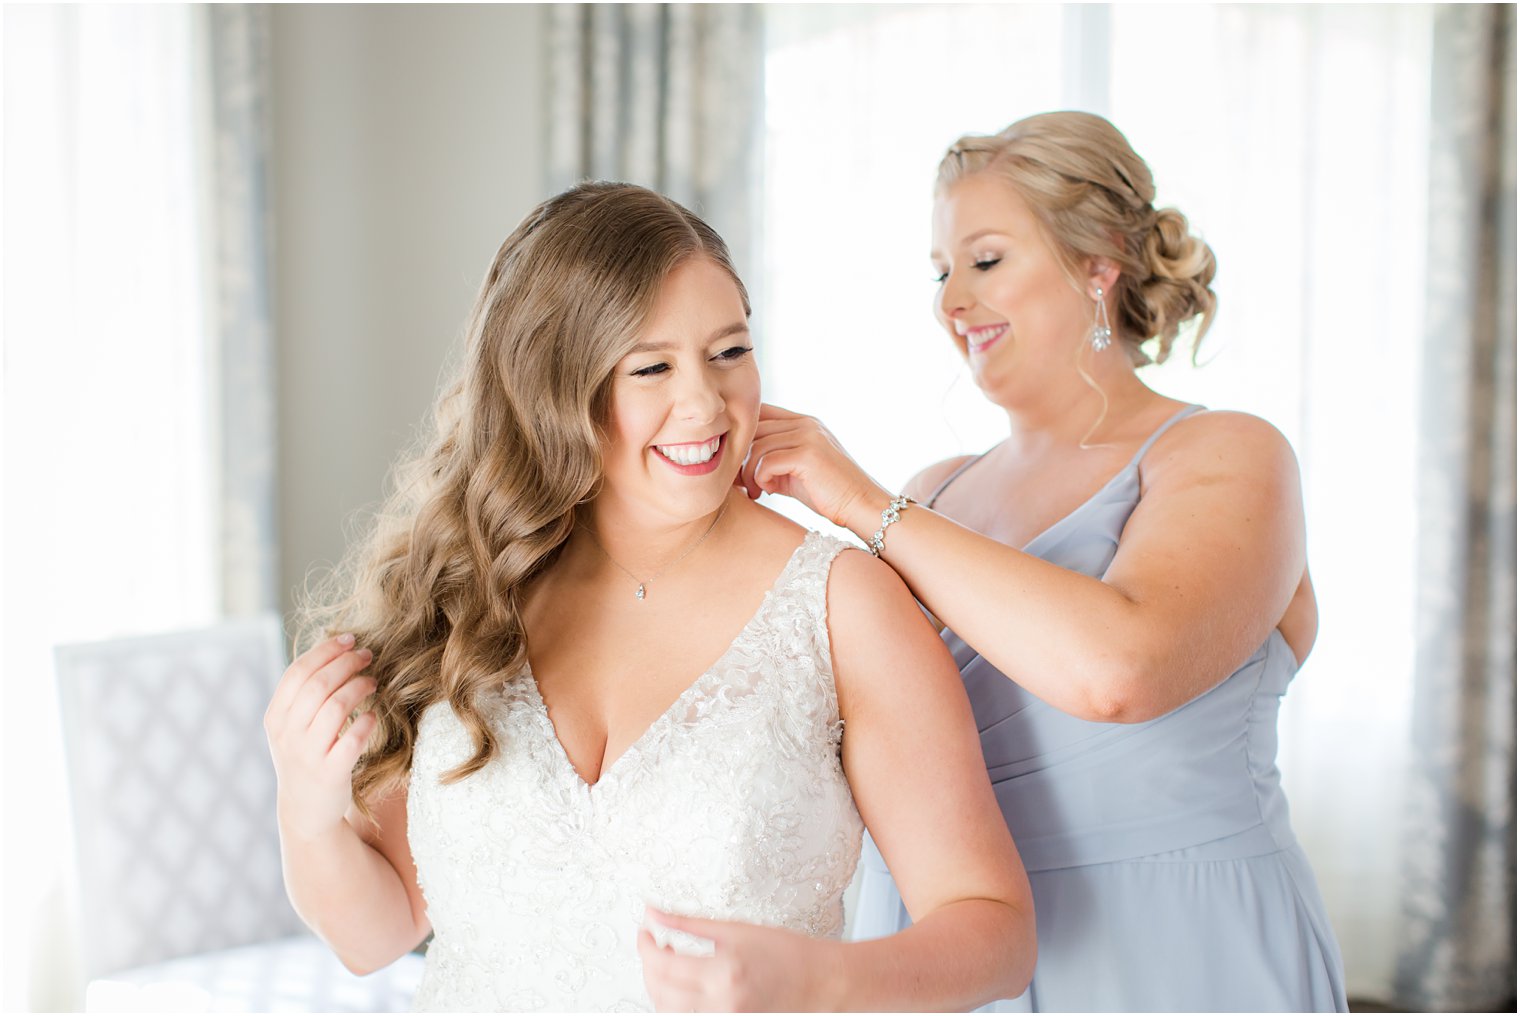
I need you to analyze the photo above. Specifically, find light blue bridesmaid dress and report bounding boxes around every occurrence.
[852,405,1348,1013]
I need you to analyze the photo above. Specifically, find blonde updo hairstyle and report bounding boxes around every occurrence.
[295,182,749,817]
[938,111,1217,365]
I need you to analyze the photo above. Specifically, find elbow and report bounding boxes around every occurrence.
[333,929,426,978]
[1074,653,1168,724]
[1079,690,1131,724]
[337,943,411,978]
[985,898,1037,1003]
[1081,689,1162,725]
[1006,908,1037,1000]
[297,917,396,977]
[333,938,399,977]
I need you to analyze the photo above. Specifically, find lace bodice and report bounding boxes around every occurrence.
[407,531,865,1012]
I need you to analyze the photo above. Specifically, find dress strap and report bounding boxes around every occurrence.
[1123,404,1207,471]
[924,450,994,509]
[926,405,1205,509]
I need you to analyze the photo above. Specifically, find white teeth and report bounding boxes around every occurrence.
[655,435,721,466]
[956,321,1008,342]
[969,324,1008,348]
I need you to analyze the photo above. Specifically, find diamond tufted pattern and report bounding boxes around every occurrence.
[55,615,421,1011]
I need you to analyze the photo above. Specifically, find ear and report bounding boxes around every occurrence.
[1085,257,1120,299]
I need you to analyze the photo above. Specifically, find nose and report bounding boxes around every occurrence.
[674,365,726,425]
[938,269,974,325]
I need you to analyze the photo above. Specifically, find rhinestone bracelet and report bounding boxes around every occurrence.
[867,495,914,557]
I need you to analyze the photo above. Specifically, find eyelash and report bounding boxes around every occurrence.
[932,257,1002,284]
[630,345,753,378]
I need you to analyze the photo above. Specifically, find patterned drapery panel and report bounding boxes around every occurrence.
[545,3,764,290]
[1396,4,1517,1011]
[208,4,279,617]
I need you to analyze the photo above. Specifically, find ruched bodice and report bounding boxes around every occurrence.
[853,406,1347,1012]
[947,407,1303,871]
[959,625,1305,871]
[408,532,864,1012]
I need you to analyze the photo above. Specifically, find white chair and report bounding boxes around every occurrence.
[54,614,423,1012]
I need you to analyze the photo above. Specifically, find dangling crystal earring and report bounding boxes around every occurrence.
[1090,286,1113,352]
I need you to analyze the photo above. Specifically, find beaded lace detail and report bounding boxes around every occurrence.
[407,532,864,1012]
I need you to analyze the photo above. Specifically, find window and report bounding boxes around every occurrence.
[2,6,217,1006]
[762,4,1432,994]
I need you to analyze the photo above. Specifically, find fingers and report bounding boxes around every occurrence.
[266,636,381,841]
[637,928,707,1011]
[742,415,841,496]
[329,710,379,771]
[267,632,357,721]
[742,432,802,498]
[741,419,806,500]
[758,402,802,422]
[637,928,708,983]
[285,647,374,735]
[645,906,729,942]
[751,417,803,440]
[308,673,378,753]
[739,451,765,501]
[750,446,807,500]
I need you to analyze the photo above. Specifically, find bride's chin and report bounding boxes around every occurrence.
[653,485,739,524]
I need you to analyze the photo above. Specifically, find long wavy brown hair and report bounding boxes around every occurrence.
[294,182,749,816]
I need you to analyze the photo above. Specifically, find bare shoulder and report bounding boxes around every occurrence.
[904,453,981,502]
[1142,409,1301,489]
[825,543,913,613]
[822,545,959,730]
[824,547,942,665]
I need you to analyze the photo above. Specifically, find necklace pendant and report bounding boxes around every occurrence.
[635,583,646,601]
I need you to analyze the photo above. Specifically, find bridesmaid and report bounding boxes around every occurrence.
[742,112,1348,1012]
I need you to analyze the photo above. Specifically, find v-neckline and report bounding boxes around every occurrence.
[1015,462,1136,556]
[522,531,816,792]
[937,405,1203,558]
[933,450,1135,563]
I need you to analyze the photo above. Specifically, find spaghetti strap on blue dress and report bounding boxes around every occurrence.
[851,405,1348,1012]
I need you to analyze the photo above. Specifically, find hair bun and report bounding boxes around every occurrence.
[937,112,1219,365]
[1127,207,1217,364]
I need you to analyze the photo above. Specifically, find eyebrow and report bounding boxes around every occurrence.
[930,228,1013,259]
[627,321,749,354]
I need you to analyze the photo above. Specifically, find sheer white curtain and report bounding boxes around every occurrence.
[762,3,1433,1001]
[1111,6,1431,999]
[2,6,222,1008]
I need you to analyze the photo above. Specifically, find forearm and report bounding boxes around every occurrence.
[826,898,1034,1011]
[841,487,1161,721]
[278,814,426,974]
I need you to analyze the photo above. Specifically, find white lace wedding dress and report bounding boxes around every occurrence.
[407,532,865,1012]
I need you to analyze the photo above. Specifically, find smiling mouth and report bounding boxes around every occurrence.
[652,433,725,471]
[965,323,1009,353]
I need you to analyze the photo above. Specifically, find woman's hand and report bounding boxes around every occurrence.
[739,403,890,534]
[638,906,842,1012]
[263,637,429,974]
[263,633,379,842]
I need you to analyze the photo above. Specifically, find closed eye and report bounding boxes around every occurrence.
[712,345,753,362]
[631,362,669,377]
[932,258,998,283]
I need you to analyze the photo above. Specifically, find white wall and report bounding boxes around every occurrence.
[270,4,546,621]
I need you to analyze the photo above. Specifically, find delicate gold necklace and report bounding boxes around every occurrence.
[581,500,729,601]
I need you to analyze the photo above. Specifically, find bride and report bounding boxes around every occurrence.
[264,182,1033,1011]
